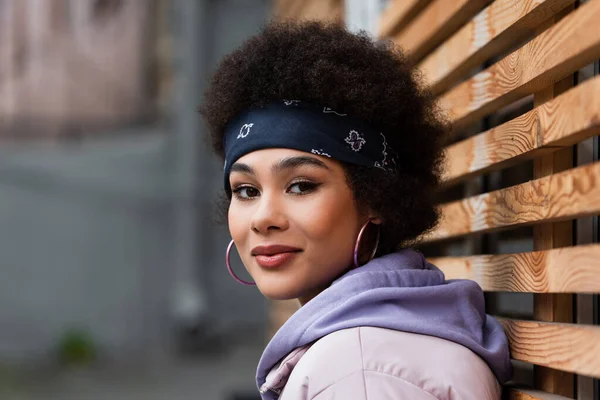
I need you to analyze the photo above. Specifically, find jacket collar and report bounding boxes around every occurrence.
[259,344,312,398]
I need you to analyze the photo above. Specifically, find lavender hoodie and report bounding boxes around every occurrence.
[256,248,512,398]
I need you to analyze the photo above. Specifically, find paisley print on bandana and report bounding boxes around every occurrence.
[345,130,366,152]
[223,101,400,195]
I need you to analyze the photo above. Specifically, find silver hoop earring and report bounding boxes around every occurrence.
[226,240,256,286]
[353,218,381,268]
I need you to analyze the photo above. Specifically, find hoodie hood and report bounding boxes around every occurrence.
[256,248,512,396]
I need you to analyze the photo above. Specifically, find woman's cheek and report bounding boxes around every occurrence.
[228,205,248,245]
[306,192,354,239]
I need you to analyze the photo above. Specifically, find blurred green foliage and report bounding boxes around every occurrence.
[57,328,97,366]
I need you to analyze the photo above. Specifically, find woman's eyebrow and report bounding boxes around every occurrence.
[230,162,255,175]
[272,156,330,174]
[230,156,330,176]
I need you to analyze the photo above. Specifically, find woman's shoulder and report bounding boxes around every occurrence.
[286,326,500,400]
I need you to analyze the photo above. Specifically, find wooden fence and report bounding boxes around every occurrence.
[380,0,600,398]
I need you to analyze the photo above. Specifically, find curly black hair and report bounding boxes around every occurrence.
[200,20,448,254]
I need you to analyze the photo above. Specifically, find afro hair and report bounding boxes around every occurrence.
[200,20,448,253]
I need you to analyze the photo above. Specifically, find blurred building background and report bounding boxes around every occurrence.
[0,0,398,399]
[0,0,272,398]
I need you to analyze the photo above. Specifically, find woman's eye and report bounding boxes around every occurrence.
[232,186,260,199]
[288,181,318,195]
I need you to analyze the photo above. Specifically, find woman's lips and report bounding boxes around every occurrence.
[255,251,300,269]
[252,245,302,269]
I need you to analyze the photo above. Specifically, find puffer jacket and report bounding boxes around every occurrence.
[262,326,501,400]
[256,249,511,399]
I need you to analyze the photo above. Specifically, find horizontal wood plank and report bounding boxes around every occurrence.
[500,318,600,378]
[507,387,574,400]
[423,161,600,242]
[418,0,575,95]
[378,0,430,38]
[428,244,600,293]
[439,0,600,131]
[443,76,600,186]
[393,0,491,62]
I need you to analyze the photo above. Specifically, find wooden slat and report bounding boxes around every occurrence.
[393,0,491,63]
[531,33,575,395]
[428,244,600,293]
[442,76,600,186]
[439,0,600,131]
[507,387,574,400]
[499,318,600,379]
[418,0,575,95]
[422,161,600,242]
[378,0,430,38]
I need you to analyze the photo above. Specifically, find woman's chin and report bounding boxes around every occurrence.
[257,285,303,301]
[254,278,306,301]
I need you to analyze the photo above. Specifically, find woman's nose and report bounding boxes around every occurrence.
[250,190,289,234]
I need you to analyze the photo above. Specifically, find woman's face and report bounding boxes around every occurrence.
[228,148,374,304]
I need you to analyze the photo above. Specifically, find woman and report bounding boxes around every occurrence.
[200,21,511,400]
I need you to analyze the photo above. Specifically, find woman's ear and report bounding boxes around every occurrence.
[369,216,383,225]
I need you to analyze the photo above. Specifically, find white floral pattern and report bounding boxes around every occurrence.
[322,107,347,116]
[374,132,396,171]
[237,123,254,139]
[311,149,331,157]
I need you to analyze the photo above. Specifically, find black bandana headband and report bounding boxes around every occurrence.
[222,100,397,195]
